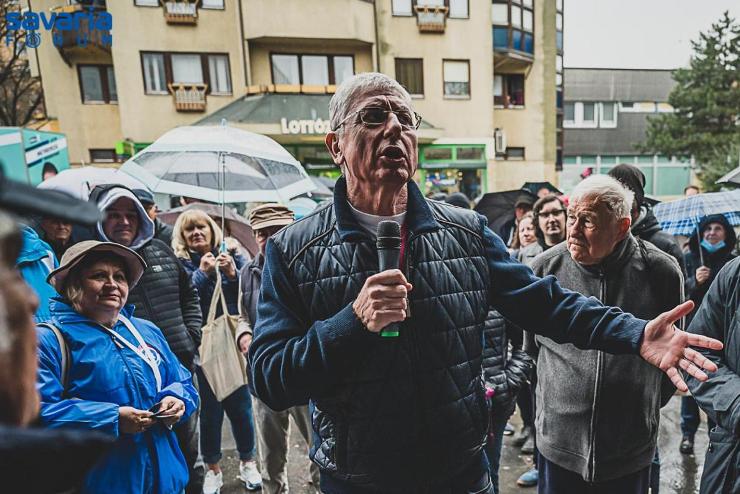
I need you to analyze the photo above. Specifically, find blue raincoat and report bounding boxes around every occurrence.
[36,299,199,494]
[17,226,57,322]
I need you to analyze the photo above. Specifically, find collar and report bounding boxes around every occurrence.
[333,176,440,242]
[49,297,136,325]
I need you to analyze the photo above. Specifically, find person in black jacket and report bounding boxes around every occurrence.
[680,214,737,455]
[90,184,204,494]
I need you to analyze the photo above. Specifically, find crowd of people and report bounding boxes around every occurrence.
[0,72,737,494]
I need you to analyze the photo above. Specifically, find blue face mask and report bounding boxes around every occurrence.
[701,239,726,253]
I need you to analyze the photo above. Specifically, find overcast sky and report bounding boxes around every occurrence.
[564,0,740,69]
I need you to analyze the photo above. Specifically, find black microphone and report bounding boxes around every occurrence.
[377,221,402,338]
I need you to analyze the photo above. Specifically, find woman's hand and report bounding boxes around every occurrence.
[695,266,711,285]
[119,406,154,434]
[199,252,217,275]
[153,396,186,429]
[217,253,237,280]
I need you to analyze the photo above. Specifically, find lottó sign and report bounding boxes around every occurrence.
[280,118,330,135]
[4,9,112,49]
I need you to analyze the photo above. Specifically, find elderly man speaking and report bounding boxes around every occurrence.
[248,73,720,494]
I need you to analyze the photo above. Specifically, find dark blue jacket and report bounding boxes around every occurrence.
[249,177,646,491]
[180,249,246,319]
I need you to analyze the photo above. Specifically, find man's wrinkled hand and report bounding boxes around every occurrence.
[641,300,723,392]
[352,269,412,333]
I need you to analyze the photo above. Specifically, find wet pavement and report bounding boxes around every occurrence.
[218,396,708,494]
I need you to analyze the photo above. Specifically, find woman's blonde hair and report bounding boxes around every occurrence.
[171,209,223,260]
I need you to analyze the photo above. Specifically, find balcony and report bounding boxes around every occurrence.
[493,26,534,71]
[414,5,448,33]
[169,83,208,112]
[163,0,198,25]
[51,4,112,66]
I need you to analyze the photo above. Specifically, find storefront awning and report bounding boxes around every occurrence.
[196,93,443,142]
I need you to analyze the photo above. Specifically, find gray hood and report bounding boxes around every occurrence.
[95,187,155,251]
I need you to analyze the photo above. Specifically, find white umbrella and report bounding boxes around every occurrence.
[119,124,316,204]
[37,166,148,200]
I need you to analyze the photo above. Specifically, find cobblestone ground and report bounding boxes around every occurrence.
[218,396,708,494]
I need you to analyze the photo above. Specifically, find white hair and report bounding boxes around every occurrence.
[570,175,634,220]
[329,72,412,132]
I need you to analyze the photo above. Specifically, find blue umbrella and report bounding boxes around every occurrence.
[652,189,740,236]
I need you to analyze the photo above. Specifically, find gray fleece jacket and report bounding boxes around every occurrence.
[530,235,682,482]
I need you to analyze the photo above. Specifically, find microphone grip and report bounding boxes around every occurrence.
[378,247,402,338]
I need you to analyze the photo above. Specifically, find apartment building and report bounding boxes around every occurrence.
[561,68,692,197]
[25,0,562,196]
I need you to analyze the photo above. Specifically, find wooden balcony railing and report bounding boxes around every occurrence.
[162,0,198,25]
[168,83,208,112]
[414,5,448,33]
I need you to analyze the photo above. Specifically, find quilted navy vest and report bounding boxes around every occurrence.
[270,179,492,491]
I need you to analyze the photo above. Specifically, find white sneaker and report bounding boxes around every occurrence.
[238,460,263,491]
[203,470,223,494]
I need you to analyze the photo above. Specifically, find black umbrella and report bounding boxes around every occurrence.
[474,189,537,234]
[522,181,562,197]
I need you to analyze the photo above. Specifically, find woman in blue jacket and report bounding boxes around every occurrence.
[172,209,261,494]
[36,240,199,494]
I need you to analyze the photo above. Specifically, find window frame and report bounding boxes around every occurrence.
[133,0,159,7]
[599,102,618,128]
[447,0,470,19]
[492,0,535,55]
[391,0,414,16]
[442,58,471,100]
[563,101,600,128]
[89,149,117,163]
[269,53,355,86]
[77,64,117,104]
[200,0,225,10]
[395,57,424,98]
[140,51,232,96]
[493,73,525,108]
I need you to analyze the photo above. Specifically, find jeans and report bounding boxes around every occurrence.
[538,453,650,494]
[681,396,716,438]
[484,417,509,494]
[196,368,256,465]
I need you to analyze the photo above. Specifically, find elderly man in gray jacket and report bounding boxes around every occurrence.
[530,175,683,494]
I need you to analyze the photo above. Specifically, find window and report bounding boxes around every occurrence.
[582,102,596,123]
[395,58,424,97]
[270,54,355,85]
[417,0,444,5]
[443,60,470,98]
[492,0,534,54]
[423,147,453,161]
[492,3,508,24]
[504,147,525,160]
[564,102,599,128]
[599,102,617,127]
[564,102,575,123]
[89,149,116,163]
[78,65,117,104]
[494,73,524,107]
[141,52,232,95]
[134,0,158,6]
[201,0,224,8]
[392,0,412,15]
[449,0,469,18]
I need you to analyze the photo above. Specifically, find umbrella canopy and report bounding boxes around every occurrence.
[522,181,562,197]
[120,125,316,203]
[652,189,740,236]
[159,203,259,257]
[474,189,537,233]
[716,165,740,186]
[307,176,333,198]
[37,167,148,200]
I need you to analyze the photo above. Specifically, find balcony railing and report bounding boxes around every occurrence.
[162,0,198,25]
[414,5,448,33]
[168,83,208,112]
[50,4,111,66]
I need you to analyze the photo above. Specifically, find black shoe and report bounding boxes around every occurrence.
[679,435,694,455]
[521,435,535,455]
[512,426,532,447]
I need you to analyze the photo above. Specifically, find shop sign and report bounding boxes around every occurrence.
[280,118,330,135]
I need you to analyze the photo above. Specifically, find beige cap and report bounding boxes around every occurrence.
[247,203,294,231]
[47,240,147,292]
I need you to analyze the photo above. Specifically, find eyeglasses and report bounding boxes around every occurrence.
[333,107,423,131]
[538,209,566,220]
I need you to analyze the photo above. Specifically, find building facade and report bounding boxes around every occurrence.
[561,68,693,197]
[24,0,562,196]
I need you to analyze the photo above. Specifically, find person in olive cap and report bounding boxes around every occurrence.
[133,189,173,247]
[238,204,320,494]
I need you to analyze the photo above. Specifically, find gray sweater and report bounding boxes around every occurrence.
[530,235,682,482]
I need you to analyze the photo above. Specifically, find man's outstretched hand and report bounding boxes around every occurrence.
[641,300,723,392]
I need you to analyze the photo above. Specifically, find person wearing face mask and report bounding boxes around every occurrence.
[679,214,737,455]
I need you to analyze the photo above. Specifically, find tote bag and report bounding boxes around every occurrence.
[199,271,248,401]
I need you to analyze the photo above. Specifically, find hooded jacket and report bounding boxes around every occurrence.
[632,205,687,279]
[530,236,682,482]
[685,257,740,494]
[90,185,203,370]
[17,226,57,323]
[37,300,199,494]
[685,214,737,323]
